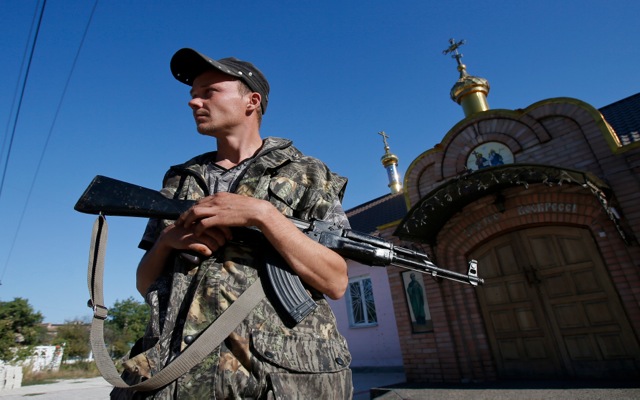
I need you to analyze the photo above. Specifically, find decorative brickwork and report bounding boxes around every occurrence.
[391,96,640,382]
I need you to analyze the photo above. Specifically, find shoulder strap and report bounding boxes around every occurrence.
[87,215,266,391]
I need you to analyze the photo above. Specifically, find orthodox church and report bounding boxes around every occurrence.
[331,39,640,382]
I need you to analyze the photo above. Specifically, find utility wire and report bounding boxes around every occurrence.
[0,1,42,185]
[0,0,100,286]
[0,0,47,202]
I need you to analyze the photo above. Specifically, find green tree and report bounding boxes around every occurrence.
[105,297,149,359]
[53,320,91,361]
[0,297,45,362]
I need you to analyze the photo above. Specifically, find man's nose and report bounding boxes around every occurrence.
[188,97,202,110]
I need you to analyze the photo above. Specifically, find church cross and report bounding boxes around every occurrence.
[443,38,466,66]
[378,131,390,149]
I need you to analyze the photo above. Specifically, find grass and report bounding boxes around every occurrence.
[22,361,102,386]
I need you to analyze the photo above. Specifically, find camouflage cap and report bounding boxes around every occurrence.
[170,48,270,114]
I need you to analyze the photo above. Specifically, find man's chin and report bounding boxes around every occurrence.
[196,126,219,138]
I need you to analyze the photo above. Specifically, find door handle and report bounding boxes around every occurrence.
[524,265,541,285]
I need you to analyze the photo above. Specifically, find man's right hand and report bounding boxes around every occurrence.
[159,221,232,258]
[135,218,232,296]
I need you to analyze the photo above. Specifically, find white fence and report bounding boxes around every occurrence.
[28,345,64,373]
[0,345,66,390]
[0,365,22,390]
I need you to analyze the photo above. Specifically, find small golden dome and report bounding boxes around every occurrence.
[443,39,490,116]
[381,151,399,167]
[450,67,490,104]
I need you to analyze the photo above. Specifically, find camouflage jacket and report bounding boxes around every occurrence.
[113,137,353,400]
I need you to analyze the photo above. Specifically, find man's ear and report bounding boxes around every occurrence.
[247,92,261,111]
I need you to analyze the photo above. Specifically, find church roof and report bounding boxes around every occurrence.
[346,92,640,237]
[346,192,407,234]
[600,92,640,145]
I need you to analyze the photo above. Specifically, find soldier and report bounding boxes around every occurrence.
[112,48,353,399]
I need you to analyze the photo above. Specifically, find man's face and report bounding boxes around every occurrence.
[188,69,248,137]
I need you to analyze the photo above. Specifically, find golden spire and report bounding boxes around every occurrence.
[443,38,490,117]
[378,131,402,194]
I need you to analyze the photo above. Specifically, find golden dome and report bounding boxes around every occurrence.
[450,65,490,104]
[443,39,490,116]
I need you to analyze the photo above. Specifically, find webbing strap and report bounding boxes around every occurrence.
[87,215,266,391]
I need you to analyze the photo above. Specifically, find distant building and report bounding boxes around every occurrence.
[333,40,640,382]
[328,193,407,369]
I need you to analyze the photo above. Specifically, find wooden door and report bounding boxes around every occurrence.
[471,226,640,378]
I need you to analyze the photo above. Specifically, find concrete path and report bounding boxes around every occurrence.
[0,377,111,399]
[353,369,406,399]
[0,373,638,399]
[369,378,640,400]
[0,370,405,399]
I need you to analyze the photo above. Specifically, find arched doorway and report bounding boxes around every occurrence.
[470,226,640,378]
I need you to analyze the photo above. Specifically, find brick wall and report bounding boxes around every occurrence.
[392,97,640,382]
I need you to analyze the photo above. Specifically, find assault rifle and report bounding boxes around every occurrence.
[75,175,483,326]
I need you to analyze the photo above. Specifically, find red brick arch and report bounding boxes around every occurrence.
[436,185,612,260]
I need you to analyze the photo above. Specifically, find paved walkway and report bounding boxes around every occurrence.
[0,377,111,399]
[353,368,406,399]
[369,378,640,400]
[0,372,638,399]
[0,370,403,399]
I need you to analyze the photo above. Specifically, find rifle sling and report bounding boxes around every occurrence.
[87,215,266,391]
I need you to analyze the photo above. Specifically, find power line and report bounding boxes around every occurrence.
[0,0,100,286]
[0,1,43,182]
[0,0,47,202]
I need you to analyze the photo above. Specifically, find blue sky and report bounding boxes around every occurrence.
[1,0,639,324]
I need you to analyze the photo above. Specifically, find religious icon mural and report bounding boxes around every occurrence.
[402,271,433,333]
[466,141,514,171]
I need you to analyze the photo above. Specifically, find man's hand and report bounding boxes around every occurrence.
[138,192,348,300]
[159,221,232,258]
[175,192,269,234]
[135,195,240,296]
[177,192,348,299]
